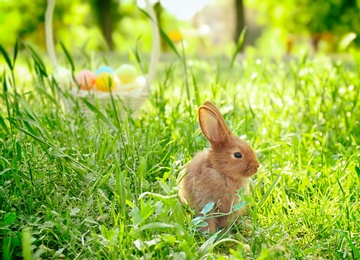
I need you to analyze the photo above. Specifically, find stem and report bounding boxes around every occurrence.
[45,0,58,68]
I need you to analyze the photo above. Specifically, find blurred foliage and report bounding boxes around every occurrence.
[247,0,360,34]
[0,0,46,49]
[0,0,157,54]
[0,0,359,56]
[1,0,100,51]
[246,0,360,54]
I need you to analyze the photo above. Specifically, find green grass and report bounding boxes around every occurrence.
[0,45,359,259]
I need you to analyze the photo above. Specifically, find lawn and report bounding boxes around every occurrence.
[0,45,359,259]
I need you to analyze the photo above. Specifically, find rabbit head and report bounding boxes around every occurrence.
[198,101,260,180]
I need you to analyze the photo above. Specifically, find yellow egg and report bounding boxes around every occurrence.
[116,64,137,83]
[95,72,115,91]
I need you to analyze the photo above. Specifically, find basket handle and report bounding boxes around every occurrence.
[45,0,58,68]
[45,0,160,85]
[144,0,160,88]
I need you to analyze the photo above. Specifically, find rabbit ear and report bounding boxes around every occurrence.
[201,101,232,135]
[198,102,232,144]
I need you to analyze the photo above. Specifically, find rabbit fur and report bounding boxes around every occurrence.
[179,101,260,233]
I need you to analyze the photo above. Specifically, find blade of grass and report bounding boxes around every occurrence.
[13,36,19,67]
[21,228,32,260]
[179,41,192,117]
[60,42,75,72]
[336,221,360,258]
[230,27,246,69]
[116,168,128,217]
[27,44,48,77]
[0,116,10,135]
[0,45,13,70]
[13,121,92,185]
[137,222,177,231]
[191,70,201,107]
[138,8,182,62]
[108,91,121,129]
[198,231,221,256]
[90,164,115,196]
[257,174,281,209]
[45,0,58,67]
[2,71,13,135]
[133,36,144,73]
[81,98,119,132]
[14,125,52,156]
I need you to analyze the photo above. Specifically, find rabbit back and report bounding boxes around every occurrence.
[179,150,249,232]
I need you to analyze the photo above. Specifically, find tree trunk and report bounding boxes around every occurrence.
[93,0,116,51]
[154,2,167,52]
[234,0,245,50]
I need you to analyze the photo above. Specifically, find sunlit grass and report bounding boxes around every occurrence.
[0,45,359,259]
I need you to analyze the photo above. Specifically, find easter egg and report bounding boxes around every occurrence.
[76,70,96,90]
[116,64,137,83]
[95,66,114,76]
[95,72,115,91]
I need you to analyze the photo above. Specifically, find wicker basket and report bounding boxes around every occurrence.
[45,0,159,117]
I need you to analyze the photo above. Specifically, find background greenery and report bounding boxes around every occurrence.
[0,0,360,259]
[1,44,360,260]
[1,0,359,55]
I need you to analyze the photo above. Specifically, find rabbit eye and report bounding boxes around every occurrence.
[234,152,242,158]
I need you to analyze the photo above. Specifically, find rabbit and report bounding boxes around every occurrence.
[178,101,260,233]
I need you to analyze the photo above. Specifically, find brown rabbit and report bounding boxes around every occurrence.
[179,101,260,233]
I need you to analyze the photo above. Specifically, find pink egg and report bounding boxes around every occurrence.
[76,70,96,90]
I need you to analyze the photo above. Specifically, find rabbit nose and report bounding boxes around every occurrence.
[251,161,260,171]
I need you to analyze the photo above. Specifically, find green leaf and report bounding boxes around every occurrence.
[134,239,145,251]
[133,36,143,66]
[53,248,65,258]
[15,125,52,151]
[0,45,13,70]
[138,7,182,61]
[21,228,32,260]
[13,36,20,67]
[257,174,281,209]
[1,212,17,226]
[3,237,21,260]
[130,206,142,225]
[201,202,215,216]
[192,71,201,107]
[198,230,221,256]
[339,32,357,51]
[232,201,247,211]
[2,71,8,92]
[159,27,182,61]
[15,116,42,130]
[90,164,114,195]
[81,98,119,132]
[16,141,22,164]
[336,221,360,258]
[230,27,247,69]
[27,44,48,77]
[355,165,360,178]
[60,42,75,71]
[0,115,10,135]
[193,216,209,227]
[138,222,176,231]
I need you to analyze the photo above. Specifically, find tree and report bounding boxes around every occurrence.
[246,0,360,52]
[154,1,167,51]
[91,0,120,51]
[233,0,245,49]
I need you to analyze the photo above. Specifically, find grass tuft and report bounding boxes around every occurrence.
[0,43,359,259]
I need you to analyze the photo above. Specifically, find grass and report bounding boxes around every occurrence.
[0,43,359,259]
